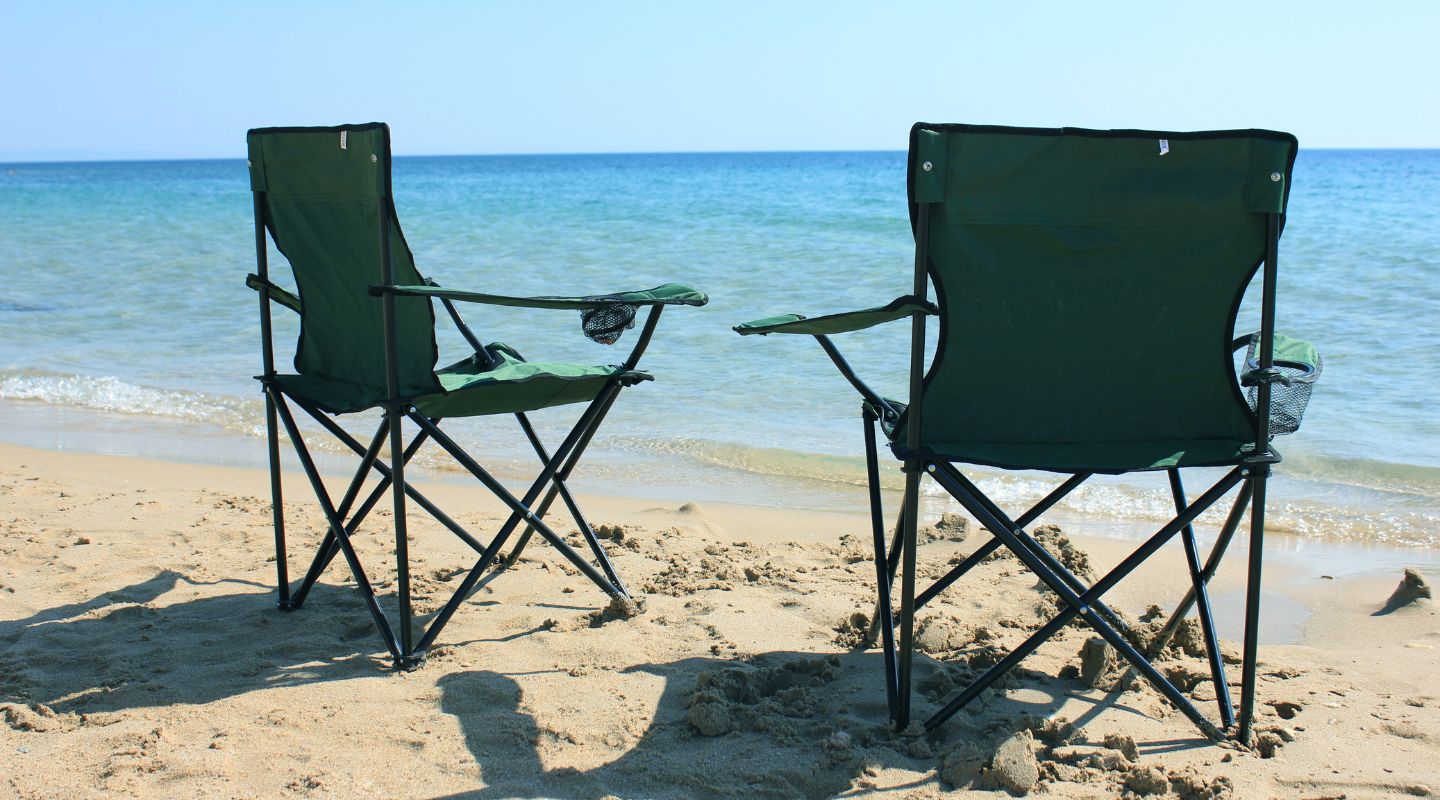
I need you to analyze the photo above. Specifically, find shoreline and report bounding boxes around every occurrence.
[4,392,1438,552]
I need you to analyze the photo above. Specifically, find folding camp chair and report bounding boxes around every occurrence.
[246,123,706,669]
[735,124,1319,744]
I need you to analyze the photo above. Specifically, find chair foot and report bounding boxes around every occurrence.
[394,652,426,671]
[277,599,297,612]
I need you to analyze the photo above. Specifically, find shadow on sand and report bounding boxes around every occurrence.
[0,570,393,713]
[1,569,1209,799]
[429,652,1204,800]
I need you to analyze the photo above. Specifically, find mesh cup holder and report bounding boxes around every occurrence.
[1242,336,1321,436]
[580,302,638,345]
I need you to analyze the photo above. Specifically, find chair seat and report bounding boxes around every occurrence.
[272,345,650,418]
[874,399,1256,472]
[911,438,1257,473]
[417,346,650,418]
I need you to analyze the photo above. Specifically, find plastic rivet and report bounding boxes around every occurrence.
[926,463,936,472]
[371,154,378,163]
[1270,172,1282,182]
[922,161,933,172]
[246,159,252,168]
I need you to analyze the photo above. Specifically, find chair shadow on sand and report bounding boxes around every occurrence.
[2,569,1212,799]
[0,569,414,713]
[430,649,1208,800]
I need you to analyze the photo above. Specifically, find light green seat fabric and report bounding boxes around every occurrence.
[734,295,936,336]
[416,345,649,418]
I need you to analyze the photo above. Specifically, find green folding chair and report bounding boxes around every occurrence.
[736,124,1319,744]
[246,123,706,669]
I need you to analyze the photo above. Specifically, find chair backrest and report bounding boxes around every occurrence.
[247,123,440,398]
[907,124,1296,468]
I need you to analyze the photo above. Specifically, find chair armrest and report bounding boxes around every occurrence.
[373,282,708,310]
[733,295,936,336]
[246,273,301,314]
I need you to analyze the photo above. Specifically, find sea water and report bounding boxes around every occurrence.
[1,149,1437,549]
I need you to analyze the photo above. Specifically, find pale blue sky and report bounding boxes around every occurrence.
[2,0,1435,161]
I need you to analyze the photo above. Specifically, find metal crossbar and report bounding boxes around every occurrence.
[923,460,1245,740]
[263,378,633,669]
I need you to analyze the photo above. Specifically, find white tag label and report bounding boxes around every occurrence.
[1158,138,1169,156]
[340,131,348,150]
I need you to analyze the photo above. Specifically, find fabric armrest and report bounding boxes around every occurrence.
[733,295,936,336]
[376,282,708,310]
[245,273,301,314]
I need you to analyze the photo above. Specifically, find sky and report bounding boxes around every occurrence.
[2,0,1436,161]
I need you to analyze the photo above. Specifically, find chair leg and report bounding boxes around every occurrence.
[896,464,921,730]
[388,404,419,670]
[271,393,402,661]
[863,410,900,721]
[509,410,627,595]
[1169,470,1235,728]
[885,505,906,586]
[1145,483,1253,659]
[263,384,290,610]
[409,398,624,654]
[504,386,622,570]
[289,417,392,610]
[925,461,1241,740]
[1239,468,1269,744]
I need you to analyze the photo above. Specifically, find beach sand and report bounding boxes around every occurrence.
[2,442,1437,799]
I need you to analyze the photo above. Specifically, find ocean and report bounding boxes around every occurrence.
[2,149,1437,552]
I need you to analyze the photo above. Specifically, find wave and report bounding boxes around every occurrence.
[0,369,264,435]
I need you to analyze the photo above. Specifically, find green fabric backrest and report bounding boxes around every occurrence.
[908,124,1296,453]
[247,123,440,398]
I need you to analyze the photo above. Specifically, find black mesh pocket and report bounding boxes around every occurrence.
[580,302,638,345]
[1242,336,1321,435]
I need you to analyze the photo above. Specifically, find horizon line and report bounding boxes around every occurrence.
[3,145,1437,167]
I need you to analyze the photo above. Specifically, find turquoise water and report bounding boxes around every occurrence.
[1,150,1437,544]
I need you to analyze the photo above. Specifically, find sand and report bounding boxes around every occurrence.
[2,441,1438,799]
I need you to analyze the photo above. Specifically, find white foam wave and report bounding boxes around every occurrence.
[0,370,263,435]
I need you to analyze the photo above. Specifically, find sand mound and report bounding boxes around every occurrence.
[1377,567,1434,615]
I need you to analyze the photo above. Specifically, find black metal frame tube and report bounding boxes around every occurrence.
[287,415,391,609]
[513,412,626,593]
[253,192,290,609]
[1146,482,1253,657]
[815,335,896,418]
[1239,212,1282,743]
[941,467,1132,636]
[504,305,664,566]
[892,201,932,729]
[375,200,416,664]
[914,472,1090,610]
[272,392,401,659]
[1169,469,1236,727]
[293,402,483,554]
[1240,470,1267,743]
[924,463,1242,739]
[863,409,900,719]
[409,395,624,652]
